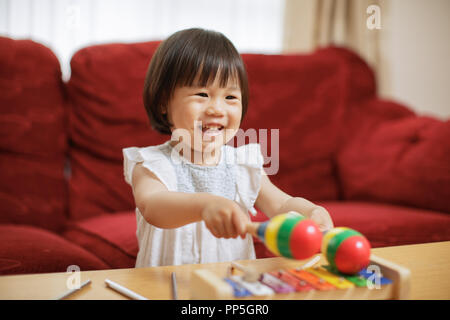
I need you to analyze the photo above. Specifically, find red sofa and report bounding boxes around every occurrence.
[1,37,449,275]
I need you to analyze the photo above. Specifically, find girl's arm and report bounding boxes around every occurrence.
[131,164,248,237]
[255,174,334,232]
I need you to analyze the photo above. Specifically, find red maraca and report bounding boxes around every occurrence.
[247,212,322,260]
[321,227,371,274]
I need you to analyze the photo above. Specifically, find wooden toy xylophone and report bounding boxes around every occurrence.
[190,254,410,299]
[191,212,410,299]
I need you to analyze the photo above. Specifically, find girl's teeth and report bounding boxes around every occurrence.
[201,125,223,138]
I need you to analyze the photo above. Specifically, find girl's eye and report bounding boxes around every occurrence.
[196,93,208,97]
[226,95,237,100]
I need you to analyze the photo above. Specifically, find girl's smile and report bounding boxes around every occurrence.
[200,121,225,139]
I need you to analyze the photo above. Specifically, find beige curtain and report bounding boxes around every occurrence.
[283,0,386,77]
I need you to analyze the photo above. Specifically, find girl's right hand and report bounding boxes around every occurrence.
[201,196,249,239]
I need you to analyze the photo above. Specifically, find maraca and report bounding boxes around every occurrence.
[321,227,371,275]
[247,212,322,260]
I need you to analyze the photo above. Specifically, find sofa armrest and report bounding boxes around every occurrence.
[337,98,450,213]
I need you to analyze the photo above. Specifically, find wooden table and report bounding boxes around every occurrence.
[0,241,449,300]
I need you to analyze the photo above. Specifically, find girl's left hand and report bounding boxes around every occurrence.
[309,206,334,233]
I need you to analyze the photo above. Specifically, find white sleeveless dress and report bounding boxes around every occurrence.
[123,141,264,267]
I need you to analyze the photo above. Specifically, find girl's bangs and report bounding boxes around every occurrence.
[177,52,241,89]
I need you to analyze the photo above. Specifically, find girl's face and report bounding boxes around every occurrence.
[166,74,242,158]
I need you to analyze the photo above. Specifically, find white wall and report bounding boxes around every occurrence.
[0,0,285,80]
[380,0,450,119]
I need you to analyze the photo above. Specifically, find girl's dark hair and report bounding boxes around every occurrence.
[143,28,249,135]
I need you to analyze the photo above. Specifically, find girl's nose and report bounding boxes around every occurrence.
[205,103,225,116]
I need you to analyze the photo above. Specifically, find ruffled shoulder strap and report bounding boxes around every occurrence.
[225,143,264,216]
[122,142,177,191]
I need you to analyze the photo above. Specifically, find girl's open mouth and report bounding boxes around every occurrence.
[201,124,224,139]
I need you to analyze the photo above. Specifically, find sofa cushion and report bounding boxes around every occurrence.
[63,212,137,268]
[321,201,450,248]
[0,37,67,232]
[67,41,166,220]
[0,225,109,275]
[338,99,450,213]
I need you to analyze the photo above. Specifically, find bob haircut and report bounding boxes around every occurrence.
[143,28,249,135]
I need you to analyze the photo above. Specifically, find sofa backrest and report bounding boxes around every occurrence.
[66,41,450,217]
[0,37,67,232]
[241,48,376,201]
[66,41,166,220]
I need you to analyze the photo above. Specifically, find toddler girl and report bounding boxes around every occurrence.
[123,28,333,267]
